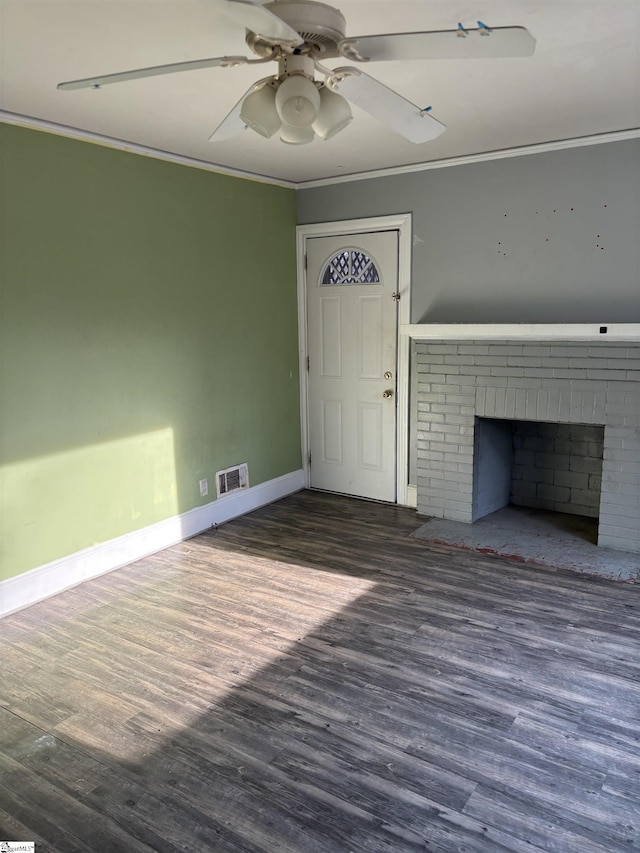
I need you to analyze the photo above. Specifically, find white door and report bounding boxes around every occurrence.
[306,230,399,502]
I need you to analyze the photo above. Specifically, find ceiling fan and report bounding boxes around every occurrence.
[57,0,536,146]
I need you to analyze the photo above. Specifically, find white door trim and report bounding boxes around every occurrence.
[296,213,413,506]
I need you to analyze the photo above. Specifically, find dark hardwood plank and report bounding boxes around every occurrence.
[1,489,639,852]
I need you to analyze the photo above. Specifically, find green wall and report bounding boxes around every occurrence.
[0,124,301,581]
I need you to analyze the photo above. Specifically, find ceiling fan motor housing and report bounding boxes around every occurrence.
[247,1,347,56]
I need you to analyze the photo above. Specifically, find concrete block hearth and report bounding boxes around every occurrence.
[415,340,640,554]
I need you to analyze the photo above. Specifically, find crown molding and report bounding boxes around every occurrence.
[0,111,297,190]
[297,128,640,189]
[2,111,638,190]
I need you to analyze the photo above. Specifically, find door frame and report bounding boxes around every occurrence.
[296,213,413,507]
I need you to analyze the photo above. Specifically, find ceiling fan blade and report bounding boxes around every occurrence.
[57,56,249,90]
[214,0,303,46]
[340,26,536,62]
[328,68,445,144]
[209,77,271,142]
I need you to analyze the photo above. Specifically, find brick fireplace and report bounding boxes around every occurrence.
[414,339,640,554]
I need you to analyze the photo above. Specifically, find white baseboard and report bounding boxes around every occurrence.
[0,469,305,618]
[405,484,417,509]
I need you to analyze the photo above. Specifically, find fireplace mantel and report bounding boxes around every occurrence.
[401,323,640,341]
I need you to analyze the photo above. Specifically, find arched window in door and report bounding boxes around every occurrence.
[320,248,381,285]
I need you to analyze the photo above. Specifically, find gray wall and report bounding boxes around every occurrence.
[298,139,640,487]
[297,139,640,323]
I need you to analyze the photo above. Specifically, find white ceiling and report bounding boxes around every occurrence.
[1,0,639,184]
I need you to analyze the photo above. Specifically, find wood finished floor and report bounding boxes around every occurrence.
[1,490,640,853]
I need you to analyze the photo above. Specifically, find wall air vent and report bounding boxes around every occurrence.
[216,463,249,497]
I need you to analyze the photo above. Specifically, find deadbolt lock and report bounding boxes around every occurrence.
[383,389,394,399]
[384,371,393,380]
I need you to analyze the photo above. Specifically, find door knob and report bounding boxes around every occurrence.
[383,389,394,399]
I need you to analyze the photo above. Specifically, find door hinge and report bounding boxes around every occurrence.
[392,292,401,302]
[304,254,308,271]
[306,355,310,371]
[307,452,311,466]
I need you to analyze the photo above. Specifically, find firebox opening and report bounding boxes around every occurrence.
[472,418,605,531]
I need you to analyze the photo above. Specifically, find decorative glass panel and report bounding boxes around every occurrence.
[320,248,381,285]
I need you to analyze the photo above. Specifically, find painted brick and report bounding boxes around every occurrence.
[517,368,556,379]
[617,482,640,497]
[460,365,492,376]
[600,492,640,512]
[611,359,640,370]
[606,425,640,437]
[508,356,543,367]
[416,451,444,463]
[475,356,508,366]
[571,357,609,369]
[569,487,600,506]
[477,374,510,388]
[427,344,462,355]
[457,384,479,396]
[421,413,447,425]
[604,448,640,463]
[598,535,639,554]
[489,345,522,357]
[564,503,599,518]
[553,369,588,379]
[444,394,476,406]
[414,340,640,552]
[541,357,570,368]
[607,513,640,539]
[443,451,474,465]
[511,481,537,499]
[552,346,590,357]
[417,394,447,405]
[536,451,571,470]
[602,435,639,450]
[570,456,603,474]
[605,380,635,394]
[554,470,590,490]
[427,461,460,473]
[491,367,526,377]
[602,461,640,477]
[595,347,632,358]
[555,439,590,455]
[431,403,471,415]
[418,373,448,385]
[587,369,629,381]
[514,389,529,419]
[459,345,490,355]
[445,414,476,426]
[537,484,571,502]
[522,346,553,357]
[441,472,474,487]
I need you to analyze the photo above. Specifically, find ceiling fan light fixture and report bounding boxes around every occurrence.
[279,123,315,145]
[312,85,353,140]
[239,83,281,138]
[275,74,321,127]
